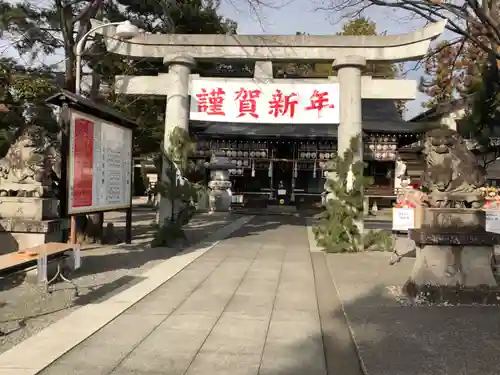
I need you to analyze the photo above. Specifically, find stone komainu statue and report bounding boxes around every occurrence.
[0,125,61,197]
[421,127,484,208]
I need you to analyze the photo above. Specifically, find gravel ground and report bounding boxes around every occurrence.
[0,207,233,354]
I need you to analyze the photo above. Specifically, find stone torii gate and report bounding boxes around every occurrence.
[91,19,446,227]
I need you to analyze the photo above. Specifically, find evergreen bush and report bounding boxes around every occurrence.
[313,135,392,252]
[152,127,200,247]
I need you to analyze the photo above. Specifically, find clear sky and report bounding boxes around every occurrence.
[218,0,445,119]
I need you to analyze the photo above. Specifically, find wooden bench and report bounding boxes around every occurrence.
[0,242,81,295]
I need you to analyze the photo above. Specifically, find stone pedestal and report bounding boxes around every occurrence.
[208,182,231,212]
[207,152,232,213]
[0,197,68,254]
[410,244,496,287]
[0,197,59,220]
[408,208,499,289]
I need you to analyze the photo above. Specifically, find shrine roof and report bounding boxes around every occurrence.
[192,99,422,139]
[46,90,138,130]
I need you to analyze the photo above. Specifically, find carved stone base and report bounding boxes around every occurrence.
[0,218,69,254]
[408,208,500,289]
[0,197,59,220]
[410,245,496,288]
[209,190,231,212]
[0,182,48,198]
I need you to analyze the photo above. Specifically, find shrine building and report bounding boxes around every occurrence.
[188,93,422,207]
[90,18,447,213]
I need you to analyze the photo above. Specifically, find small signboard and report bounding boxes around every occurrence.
[68,109,133,214]
[392,208,416,232]
[485,210,500,234]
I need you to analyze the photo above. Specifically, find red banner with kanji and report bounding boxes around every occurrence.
[190,80,340,124]
[72,118,94,208]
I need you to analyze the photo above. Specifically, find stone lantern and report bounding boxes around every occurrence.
[207,151,232,212]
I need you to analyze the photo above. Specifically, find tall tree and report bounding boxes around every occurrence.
[278,18,405,116]
[420,34,487,108]
[461,58,500,167]
[315,17,401,79]
[88,0,238,156]
[312,17,405,115]
[282,17,402,80]
[0,0,103,93]
[0,0,237,156]
[319,0,500,60]
[0,57,58,154]
[0,0,237,243]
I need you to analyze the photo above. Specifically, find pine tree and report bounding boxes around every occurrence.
[152,128,200,247]
[313,136,391,252]
[462,61,500,167]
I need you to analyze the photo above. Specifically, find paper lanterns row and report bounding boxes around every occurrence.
[298,152,336,159]
[366,144,398,151]
[226,150,268,158]
[298,143,335,151]
[369,136,398,143]
[374,152,396,160]
[217,142,268,150]
[231,159,250,167]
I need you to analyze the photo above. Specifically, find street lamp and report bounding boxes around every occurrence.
[75,20,140,95]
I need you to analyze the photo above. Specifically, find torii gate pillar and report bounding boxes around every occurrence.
[331,55,367,233]
[333,55,366,163]
[156,56,195,224]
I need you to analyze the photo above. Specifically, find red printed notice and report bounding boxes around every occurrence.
[72,118,94,208]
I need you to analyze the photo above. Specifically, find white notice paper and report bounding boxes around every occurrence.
[69,109,133,214]
[392,208,415,231]
[485,210,500,234]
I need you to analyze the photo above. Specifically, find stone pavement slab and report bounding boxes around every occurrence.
[36,215,332,375]
[311,252,364,375]
[0,215,253,374]
[327,252,500,375]
[0,210,237,356]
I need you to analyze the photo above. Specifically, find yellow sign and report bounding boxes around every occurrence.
[279,199,285,205]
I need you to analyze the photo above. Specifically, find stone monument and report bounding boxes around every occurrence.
[406,128,499,294]
[207,151,232,212]
[0,125,68,253]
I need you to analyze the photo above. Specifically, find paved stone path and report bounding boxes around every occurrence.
[0,209,234,356]
[327,252,500,375]
[36,215,360,375]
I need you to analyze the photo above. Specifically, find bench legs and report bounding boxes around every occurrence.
[46,262,80,297]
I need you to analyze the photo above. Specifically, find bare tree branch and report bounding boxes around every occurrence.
[318,0,500,59]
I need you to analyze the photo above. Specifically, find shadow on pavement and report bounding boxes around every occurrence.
[261,285,500,375]
[228,214,307,241]
[327,257,500,375]
[0,212,230,350]
[73,275,145,305]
